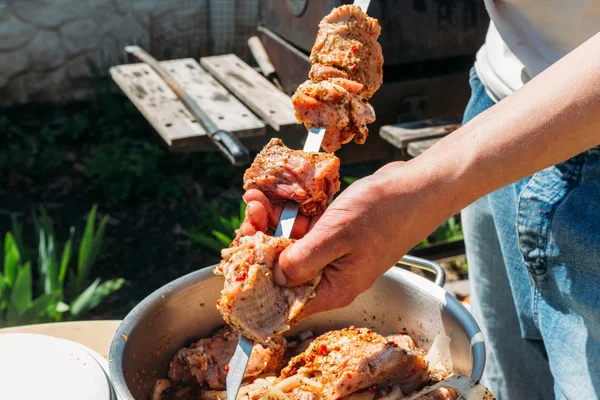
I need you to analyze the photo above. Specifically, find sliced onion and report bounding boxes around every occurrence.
[424,334,453,371]
[378,385,404,400]
[402,375,495,400]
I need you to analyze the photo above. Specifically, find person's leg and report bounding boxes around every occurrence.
[461,69,555,399]
[463,189,556,399]
[517,149,600,398]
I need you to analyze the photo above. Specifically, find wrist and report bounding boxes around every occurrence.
[403,128,481,218]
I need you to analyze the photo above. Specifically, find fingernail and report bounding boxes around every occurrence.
[273,262,287,285]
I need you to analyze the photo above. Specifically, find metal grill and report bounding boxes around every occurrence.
[148,0,259,62]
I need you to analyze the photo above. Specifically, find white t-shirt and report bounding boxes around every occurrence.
[475,0,600,102]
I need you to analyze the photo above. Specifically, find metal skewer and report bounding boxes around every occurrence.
[226,128,325,400]
[226,0,371,397]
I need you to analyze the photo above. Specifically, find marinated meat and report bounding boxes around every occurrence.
[278,327,429,398]
[214,232,322,342]
[286,330,317,361]
[310,5,383,99]
[153,328,493,400]
[243,138,341,215]
[292,78,375,153]
[292,4,382,153]
[167,326,285,390]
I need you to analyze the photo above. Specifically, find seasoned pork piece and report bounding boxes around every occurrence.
[243,138,340,216]
[292,78,375,153]
[214,232,322,342]
[277,327,429,398]
[167,326,285,390]
[309,5,383,99]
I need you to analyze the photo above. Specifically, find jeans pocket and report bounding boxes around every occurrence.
[516,161,583,277]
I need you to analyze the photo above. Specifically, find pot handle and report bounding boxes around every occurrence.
[396,255,446,287]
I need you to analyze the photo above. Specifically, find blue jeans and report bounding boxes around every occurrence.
[461,68,600,400]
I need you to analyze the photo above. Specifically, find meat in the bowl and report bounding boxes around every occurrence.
[167,326,286,390]
[150,327,462,400]
[277,327,429,398]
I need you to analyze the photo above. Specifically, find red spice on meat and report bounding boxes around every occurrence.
[235,271,248,281]
[318,344,329,356]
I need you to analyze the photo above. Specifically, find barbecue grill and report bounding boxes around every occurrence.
[256,0,489,163]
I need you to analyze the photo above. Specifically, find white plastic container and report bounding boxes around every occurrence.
[0,333,119,400]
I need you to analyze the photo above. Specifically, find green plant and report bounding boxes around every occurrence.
[418,215,464,247]
[186,200,247,253]
[85,138,180,204]
[343,176,359,185]
[0,205,124,328]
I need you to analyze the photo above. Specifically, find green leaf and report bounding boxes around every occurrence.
[217,216,231,232]
[11,217,26,262]
[240,200,246,223]
[10,262,32,315]
[89,215,108,271]
[68,278,123,319]
[343,176,359,185]
[211,230,233,247]
[185,231,223,253]
[75,206,108,295]
[76,205,98,292]
[77,278,124,316]
[58,236,73,286]
[0,272,6,309]
[69,278,100,317]
[17,293,58,325]
[37,222,60,295]
[3,233,20,286]
[56,302,70,313]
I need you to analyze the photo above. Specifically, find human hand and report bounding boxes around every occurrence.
[241,161,455,319]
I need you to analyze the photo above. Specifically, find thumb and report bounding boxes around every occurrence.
[274,220,347,286]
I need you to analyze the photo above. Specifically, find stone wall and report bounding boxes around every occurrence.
[0,0,259,106]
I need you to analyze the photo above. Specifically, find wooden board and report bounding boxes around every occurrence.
[379,119,461,150]
[200,54,298,131]
[407,138,441,157]
[110,58,265,149]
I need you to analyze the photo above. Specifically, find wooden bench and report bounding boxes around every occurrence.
[379,118,462,158]
[110,54,304,153]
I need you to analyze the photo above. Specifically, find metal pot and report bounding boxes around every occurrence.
[109,255,485,399]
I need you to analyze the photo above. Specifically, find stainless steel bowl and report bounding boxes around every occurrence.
[109,255,485,399]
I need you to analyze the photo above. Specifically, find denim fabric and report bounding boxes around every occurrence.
[461,68,600,399]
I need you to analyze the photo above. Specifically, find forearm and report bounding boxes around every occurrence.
[411,31,600,216]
